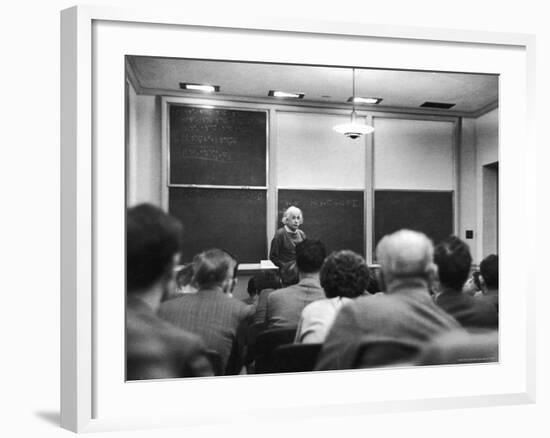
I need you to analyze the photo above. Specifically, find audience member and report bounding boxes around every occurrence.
[251,270,284,325]
[366,266,383,294]
[269,206,306,269]
[434,236,498,330]
[477,254,499,311]
[176,263,197,293]
[266,239,326,329]
[158,249,253,374]
[126,204,213,380]
[246,270,281,305]
[295,250,370,343]
[462,270,482,296]
[164,263,197,301]
[316,230,461,370]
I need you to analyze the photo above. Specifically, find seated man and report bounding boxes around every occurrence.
[434,236,498,330]
[126,204,213,380]
[266,239,326,330]
[316,230,461,371]
[159,249,253,374]
[477,254,499,311]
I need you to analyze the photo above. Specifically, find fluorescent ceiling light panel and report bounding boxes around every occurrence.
[347,96,383,104]
[179,82,220,92]
[268,90,305,99]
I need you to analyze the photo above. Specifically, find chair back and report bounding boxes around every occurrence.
[253,327,296,373]
[245,321,267,364]
[271,343,323,373]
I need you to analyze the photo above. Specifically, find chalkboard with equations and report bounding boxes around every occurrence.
[374,190,454,252]
[277,190,364,256]
[169,188,267,264]
[169,105,267,186]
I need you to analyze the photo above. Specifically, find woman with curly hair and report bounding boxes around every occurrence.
[295,250,371,344]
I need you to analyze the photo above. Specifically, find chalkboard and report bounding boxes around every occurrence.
[277,190,364,256]
[374,190,454,251]
[169,105,267,186]
[169,188,267,263]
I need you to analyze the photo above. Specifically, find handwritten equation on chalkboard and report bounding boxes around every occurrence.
[169,105,267,186]
[280,197,362,210]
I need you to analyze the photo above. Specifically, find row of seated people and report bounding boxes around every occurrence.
[126,203,499,380]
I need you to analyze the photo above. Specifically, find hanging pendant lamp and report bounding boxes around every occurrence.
[333,68,374,139]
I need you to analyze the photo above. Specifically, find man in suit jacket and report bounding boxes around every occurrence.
[159,249,253,374]
[434,236,498,330]
[316,230,461,371]
[266,239,326,329]
[126,204,213,380]
[476,254,499,311]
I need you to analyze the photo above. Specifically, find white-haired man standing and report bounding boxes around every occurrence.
[316,230,461,370]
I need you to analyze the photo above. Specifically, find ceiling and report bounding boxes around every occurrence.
[127,56,498,117]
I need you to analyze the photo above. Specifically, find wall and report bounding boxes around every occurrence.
[126,84,162,207]
[276,111,366,189]
[458,118,479,261]
[477,108,499,166]
[373,117,455,190]
[475,108,499,259]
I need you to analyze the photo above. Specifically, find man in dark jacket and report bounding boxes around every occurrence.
[126,204,213,380]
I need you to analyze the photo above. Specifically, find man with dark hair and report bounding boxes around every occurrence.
[316,230,461,370]
[159,249,253,374]
[434,236,498,330]
[126,204,213,380]
[477,254,499,311]
[266,239,327,329]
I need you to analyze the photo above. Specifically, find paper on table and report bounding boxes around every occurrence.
[260,259,277,269]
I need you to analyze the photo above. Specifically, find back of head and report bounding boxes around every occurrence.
[480,254,499,289]
[248,271,282,296]
[126,204,183,293]
[320,250,370,298]
[434,236,472,290]
[376,229,434,285]
[295,239,326,273]
[192,249,237,290]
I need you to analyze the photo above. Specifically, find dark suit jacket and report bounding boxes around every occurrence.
[315,278,462,371]
[126,296,213,380]
[266,277,325,329]
[435,288,498,330]
[158,288,253,372]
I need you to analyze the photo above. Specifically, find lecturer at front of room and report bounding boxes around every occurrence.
[269,206,306,270]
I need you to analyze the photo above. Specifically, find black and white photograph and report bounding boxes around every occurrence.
[125,56,500,380]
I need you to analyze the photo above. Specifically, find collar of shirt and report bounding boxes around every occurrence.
[297,276,322,289]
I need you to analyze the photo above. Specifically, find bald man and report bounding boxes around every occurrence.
[315,230,462,370]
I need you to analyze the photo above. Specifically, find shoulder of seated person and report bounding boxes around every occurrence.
[163,319,206,349]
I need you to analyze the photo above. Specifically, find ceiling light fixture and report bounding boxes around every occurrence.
[179,82,220,93]
[268,90,305,99]
[333,68,375,139]
[347,96,383,105]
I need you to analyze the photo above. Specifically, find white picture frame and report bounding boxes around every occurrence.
[60,5,536,433]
